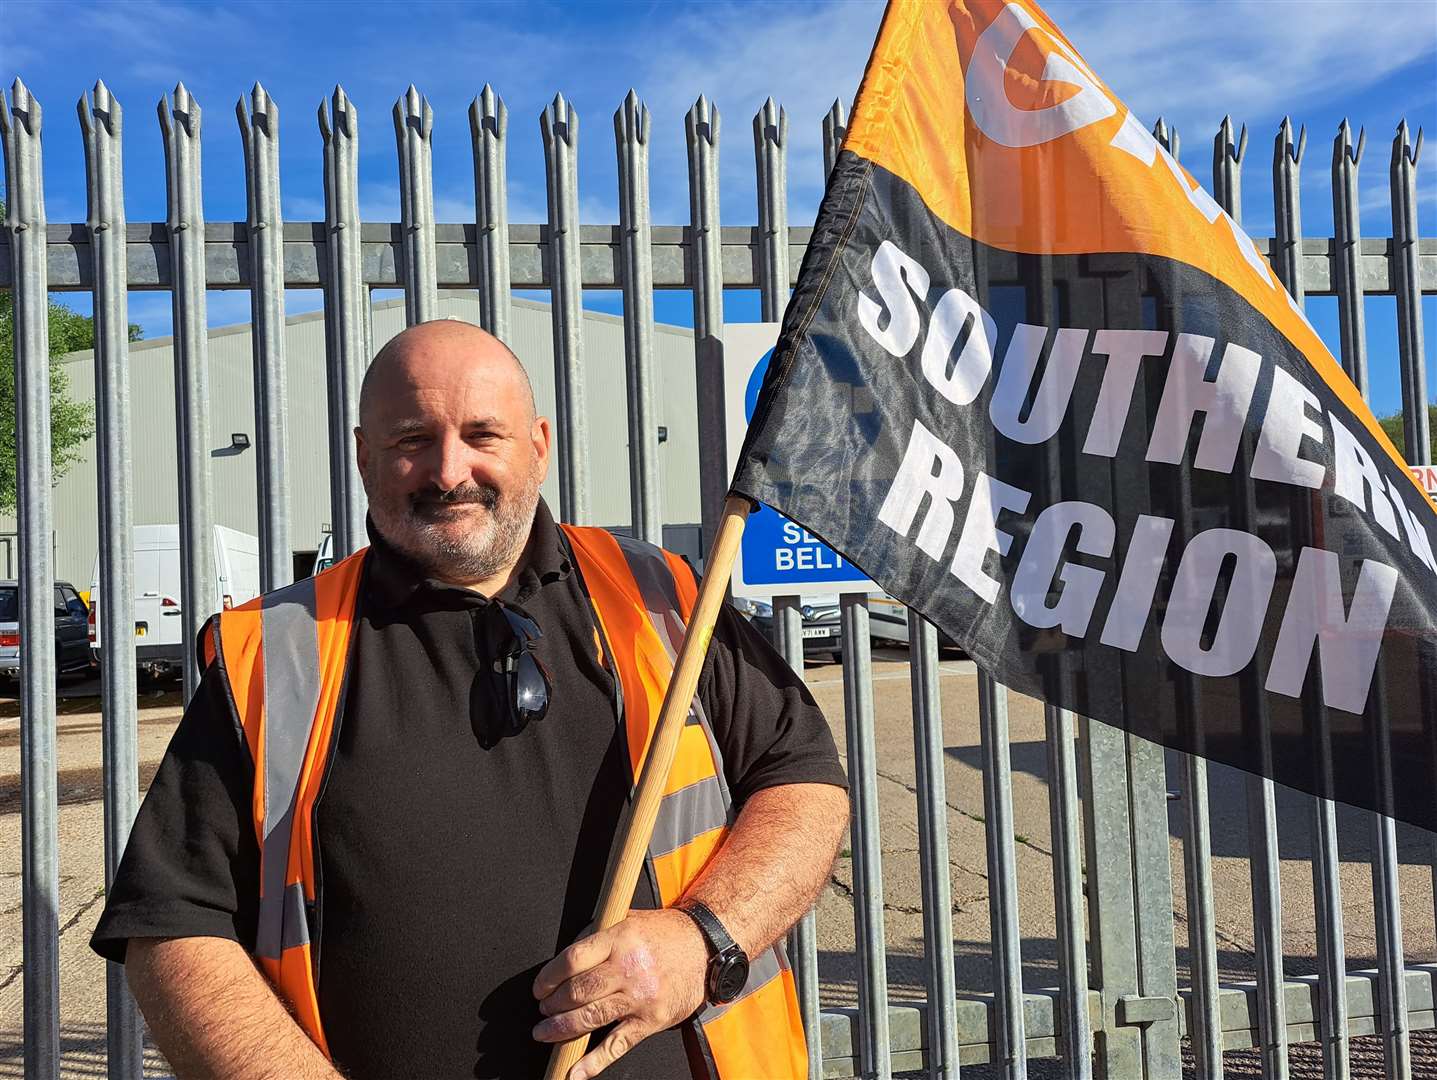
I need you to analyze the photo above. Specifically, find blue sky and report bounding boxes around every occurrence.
[4,0,1436,419]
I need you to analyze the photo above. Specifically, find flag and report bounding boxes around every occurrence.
[730,0,1437,829]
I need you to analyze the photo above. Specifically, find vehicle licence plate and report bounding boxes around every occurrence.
[135,624,147,637]
[801,627,831,639]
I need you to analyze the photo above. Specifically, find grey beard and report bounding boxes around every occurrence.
[389,476,541,585]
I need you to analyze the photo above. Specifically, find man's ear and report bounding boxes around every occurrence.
[532,415,552,483]
[354,427,369,480]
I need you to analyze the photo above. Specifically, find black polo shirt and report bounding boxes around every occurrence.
[92,500,847,1079]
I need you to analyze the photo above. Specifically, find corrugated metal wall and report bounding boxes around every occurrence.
[0,295,701,585]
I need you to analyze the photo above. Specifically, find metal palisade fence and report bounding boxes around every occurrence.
[2,76,1435,1080]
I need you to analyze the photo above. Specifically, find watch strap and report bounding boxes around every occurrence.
[679,899,736,957]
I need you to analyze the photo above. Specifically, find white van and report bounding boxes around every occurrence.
[311,532,334,576]
[89,525,262,678]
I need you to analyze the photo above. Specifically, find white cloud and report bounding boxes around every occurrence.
[633,0,881,224]
[1046,0,1435,139]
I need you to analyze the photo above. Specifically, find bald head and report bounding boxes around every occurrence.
[353,318,551,590]
[359,319,535,432]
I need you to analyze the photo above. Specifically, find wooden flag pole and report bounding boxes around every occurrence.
[544,495,752,1080]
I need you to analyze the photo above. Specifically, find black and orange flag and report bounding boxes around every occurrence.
[731,0,1437,828]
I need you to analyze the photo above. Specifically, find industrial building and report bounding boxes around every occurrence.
[0,295,705,586]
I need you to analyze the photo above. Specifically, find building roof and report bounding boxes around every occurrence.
[59,293,695,366]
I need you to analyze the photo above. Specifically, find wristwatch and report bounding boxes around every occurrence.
[678,900,750,1005]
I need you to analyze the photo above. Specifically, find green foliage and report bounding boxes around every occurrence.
[1378,404,1437,465]
[0,198,146,513]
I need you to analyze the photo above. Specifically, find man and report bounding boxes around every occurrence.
[91,320,850,1080]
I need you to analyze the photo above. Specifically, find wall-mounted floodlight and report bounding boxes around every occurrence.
[212,433,253,459]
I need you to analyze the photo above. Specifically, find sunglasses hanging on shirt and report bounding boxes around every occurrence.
[471,601,552,748]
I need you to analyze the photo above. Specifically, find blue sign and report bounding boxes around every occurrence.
[739,349,866,587]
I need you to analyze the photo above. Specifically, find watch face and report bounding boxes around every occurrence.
[712,952,750,1004]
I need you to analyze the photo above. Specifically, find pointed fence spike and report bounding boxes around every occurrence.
[688,95,718,142]
[614,84,661,543]
[471,84,506,137]
[1152,117,1178,157]
[540,85,588,522]
[753,96,789,320]
[1392,120,1410,166]
[7,78,39,135]
[543,92,577,146]
[470,77,511,343]
[392,84,437,323]
[328,86,355,137]
[823,98,849,179]
[616,89,649,146]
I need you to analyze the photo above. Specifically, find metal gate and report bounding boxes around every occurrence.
[2,75,1434,1079]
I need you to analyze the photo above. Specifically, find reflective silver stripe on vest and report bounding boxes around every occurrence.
[690,707,734,817]
[697,941,788,1025]
[612,534,688,661]
[612,533,732,815]
[280,881,311,950]
[254,577,322,960]
[649,775,729,859]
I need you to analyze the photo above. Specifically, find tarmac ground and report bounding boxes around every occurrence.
[2,651,1434,1077]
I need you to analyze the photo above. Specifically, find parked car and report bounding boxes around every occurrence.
[866,594,961,650]
[0,579,94,684]
[89,525,262,680]
[732,594,843,663]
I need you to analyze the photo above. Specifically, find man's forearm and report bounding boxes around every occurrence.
[127,937,342,1080]
[681,782,848,958]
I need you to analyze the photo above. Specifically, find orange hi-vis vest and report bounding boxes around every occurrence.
[202,525,807,1079]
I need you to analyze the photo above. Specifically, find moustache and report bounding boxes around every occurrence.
[409,484,501,516]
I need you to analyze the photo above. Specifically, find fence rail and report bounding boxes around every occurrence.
[6,227,1436,293]
[3,73,1435,1080]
